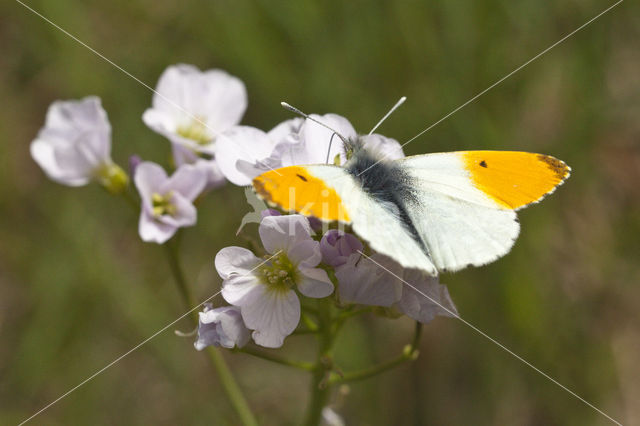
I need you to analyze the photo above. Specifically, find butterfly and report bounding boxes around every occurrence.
[252,109,570,276]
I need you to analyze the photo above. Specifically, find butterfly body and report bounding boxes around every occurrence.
[253,139,570,276]
[343,142,430,256]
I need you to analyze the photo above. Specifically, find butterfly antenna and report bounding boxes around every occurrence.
[326,132,338,164]
[281,102,349,145]
[368,96,406,135]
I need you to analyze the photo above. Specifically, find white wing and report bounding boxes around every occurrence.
[397,153,519,272]
[304,165,438,275]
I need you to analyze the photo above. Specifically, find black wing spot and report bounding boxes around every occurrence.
[296,174,308,182]
[479,160,488,168]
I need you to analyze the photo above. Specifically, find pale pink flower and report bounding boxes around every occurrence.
[216,215,333,348]
[134,162,207,244]
[31,97,125,190]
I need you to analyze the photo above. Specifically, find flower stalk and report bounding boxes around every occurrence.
[303,298,337,426]
[164,237,258,426]
[329,322,423,385]
[236,346,315,371]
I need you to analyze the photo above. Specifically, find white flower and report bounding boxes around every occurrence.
[278,114,405,165]
[215,118,303,185]
[277,114,357,166]
[216,215,333,348]
[134,162,207,244]
[142,64,247,155]
[30,96,127,192]
[395,269,458,324]
[194,304,250,350]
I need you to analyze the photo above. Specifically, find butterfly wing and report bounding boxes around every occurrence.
[253,164,438,275]
[397,151,570,272]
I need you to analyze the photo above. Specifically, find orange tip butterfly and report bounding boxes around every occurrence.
[252,102,570,276]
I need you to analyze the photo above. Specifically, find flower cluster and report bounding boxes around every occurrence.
[30,62,458,354]
[31,64,405,243]
[198,214,457,350]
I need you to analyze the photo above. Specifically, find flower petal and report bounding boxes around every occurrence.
[217,307,251,348]
[335,253,403,307]
[150,64,197,117]
[30,139,89,186]
[221,274,263,306]
[288,239,322,268]
[259,215,313,255]
[142,108,177,134]
[162,163,207,201]
[235,155,282,185]
[159,193,197,227]
[320,230,363,267]
[150,64,247,129]
[134,162,167,200]
[31,97,112,185]
[215,247,262,279]
[138,210,177,244]
[215,126,278,185]
[197,69,248,131]
[294,114,357,165]
[171,144,226,190]
[44,96,112,160]
[396,270,458,324]
[267,117,304,145]
[359,134,405,160]
[195,305,250,350]
[241,288,300,348]
[298,266,334,298]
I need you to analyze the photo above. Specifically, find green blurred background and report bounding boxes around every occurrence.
[1,0,639,424]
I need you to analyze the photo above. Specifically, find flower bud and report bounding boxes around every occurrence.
[128,155,142,176]
[320,230,363,267]
[97,163,129,194]
[194,304,250,350]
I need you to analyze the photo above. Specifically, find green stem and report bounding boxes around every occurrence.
[163,237,258,426]
[300,311,319,331]
[329,322,423,385]
[237,347,315,371]
[333,306,372,322]
[204,347,258,426]
[303,298,335,426]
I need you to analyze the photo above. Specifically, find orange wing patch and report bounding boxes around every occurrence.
[253,166,351,222]
[461,151,570,210]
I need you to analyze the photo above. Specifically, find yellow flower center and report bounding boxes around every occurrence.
[151,192,176,217]
[176,117,213,145]
[258,252,298,293]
